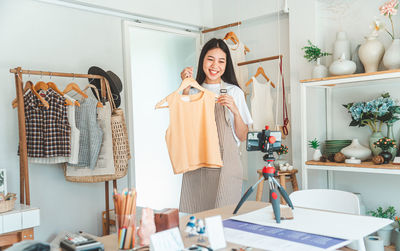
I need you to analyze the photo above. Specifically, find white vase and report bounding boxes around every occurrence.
[312,58,328,78]
[383,39,400,69]
[312,149,322,161]
[352,44,365,73]
[359,33,385,73]
[377,225,394,246]
[333,31,351,61]
[329,53,356,75]
[364,236,384,251]
[340,138,372,161]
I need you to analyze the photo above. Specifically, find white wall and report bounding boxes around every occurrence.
[43,0,214,27]
[289,0,400,213]
[209,0,291,201]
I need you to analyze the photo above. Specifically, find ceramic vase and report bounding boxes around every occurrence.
[359,34,385,73]
[379,151,392,164]
[333,31,351,61]
[352,44,365,74]
[369,131,384,156]
[340,139,371,161]
[312,149,322,161]
[329,53,357,76]
[386,122,397,160]
[377,225,393,246]
[383,39,400,69]
[312,58,328,78]
[393,228,400,251]
[364,235,384,251]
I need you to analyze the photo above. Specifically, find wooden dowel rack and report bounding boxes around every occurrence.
[202,21,242,33]
[11,66,118,236]
[238,55,282,66]
[9,69,104,79]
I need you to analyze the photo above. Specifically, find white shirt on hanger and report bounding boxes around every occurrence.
[190,81,253,145]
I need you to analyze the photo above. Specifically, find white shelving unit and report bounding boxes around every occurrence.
[300,69,400,189]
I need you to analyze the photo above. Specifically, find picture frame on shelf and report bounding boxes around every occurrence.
[392,157,400,164]
[0,169,7,195]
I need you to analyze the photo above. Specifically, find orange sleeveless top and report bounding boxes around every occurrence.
[165,90,223,174]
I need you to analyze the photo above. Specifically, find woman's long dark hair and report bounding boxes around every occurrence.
[196,38,240,88]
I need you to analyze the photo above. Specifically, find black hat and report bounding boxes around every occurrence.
[88,66,122,108]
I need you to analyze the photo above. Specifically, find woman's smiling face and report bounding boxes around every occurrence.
[202,48,227,84]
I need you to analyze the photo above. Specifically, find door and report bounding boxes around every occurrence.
[124,21,200,209]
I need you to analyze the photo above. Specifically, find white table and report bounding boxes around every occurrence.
[229,205,392,251]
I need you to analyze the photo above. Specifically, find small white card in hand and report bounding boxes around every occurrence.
[149,227,184,251]
[205,215,226,250]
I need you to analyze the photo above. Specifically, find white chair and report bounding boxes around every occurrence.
[289,189,365,251]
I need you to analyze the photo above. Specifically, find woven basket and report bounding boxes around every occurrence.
[0,198,16,213]
[64,78,130,183]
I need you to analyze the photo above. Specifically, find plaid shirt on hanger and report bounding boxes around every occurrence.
[21,88,71,158]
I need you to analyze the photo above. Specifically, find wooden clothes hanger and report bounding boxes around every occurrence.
[245,67,276,88]
[155,77,218,109]
[224,31,250,54]
[12,80,49,109]
[63,82,89,107]
[34,81,73,106]
[82,84,104,108]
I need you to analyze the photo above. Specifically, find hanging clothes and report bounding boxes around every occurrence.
[189,81,253,145]
[22,88,71,158]
[179,103,243,213]
[66,101,115,176]
[250,77,275,131]
[165,90,222,174]
[28,94,80,164]
[68,97,103,169]
[224,40,250,96]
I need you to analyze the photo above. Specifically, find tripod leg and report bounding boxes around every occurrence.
[233,178,264,214]
[270,188,281,223]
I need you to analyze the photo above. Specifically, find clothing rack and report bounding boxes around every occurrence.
[238,55,282,66]
[201,21,242,33]
[10,67,117,234]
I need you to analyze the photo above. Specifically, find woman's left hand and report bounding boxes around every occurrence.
[218,94,239,115]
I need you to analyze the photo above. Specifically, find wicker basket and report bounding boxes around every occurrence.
[0,198,16,213]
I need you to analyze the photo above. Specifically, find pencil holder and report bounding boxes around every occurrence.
[116,214,136,250]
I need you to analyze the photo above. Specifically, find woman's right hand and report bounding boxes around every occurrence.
[181,67,193,95]
[181,67,193,80]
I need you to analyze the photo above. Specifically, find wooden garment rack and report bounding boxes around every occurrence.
[202,21,242,33]
[10,67,117,235]
[238,54,282,66]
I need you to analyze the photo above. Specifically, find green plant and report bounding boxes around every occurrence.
[308,138,320,149]
[395,216,400,227]
[277,144,289,155]
[368,206,396,220]
[302,40,331,62]
[374,137,397,151]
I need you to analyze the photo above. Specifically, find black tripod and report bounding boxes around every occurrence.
[233,153,294,223]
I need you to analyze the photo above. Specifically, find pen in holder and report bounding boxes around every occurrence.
[113,188,137,250]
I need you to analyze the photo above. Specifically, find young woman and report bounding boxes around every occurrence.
[179,38,253,213]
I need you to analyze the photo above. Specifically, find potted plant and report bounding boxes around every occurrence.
[343,92,399,156]
[274,144,289,169]
[302,40,331,78]
[374,137,397,163]
[368,206,396,246]
[308,138,322,161]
